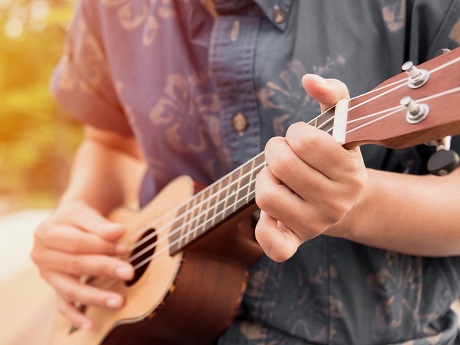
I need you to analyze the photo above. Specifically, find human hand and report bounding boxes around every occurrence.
[254,74,370,262]
[31,202,134,329]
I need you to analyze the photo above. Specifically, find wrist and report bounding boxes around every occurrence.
[325,168,377,240]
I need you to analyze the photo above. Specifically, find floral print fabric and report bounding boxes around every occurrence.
[50,0,460,343]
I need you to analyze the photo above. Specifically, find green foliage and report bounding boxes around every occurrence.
[0,0,81,211]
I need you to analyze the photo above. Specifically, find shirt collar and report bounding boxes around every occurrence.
[253,0,293,31]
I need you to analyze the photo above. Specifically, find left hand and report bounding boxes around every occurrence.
[254,74,370,262]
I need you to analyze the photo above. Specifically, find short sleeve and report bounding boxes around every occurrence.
[50,0,133,136]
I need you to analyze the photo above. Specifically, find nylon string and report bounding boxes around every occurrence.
[89,58,459,291]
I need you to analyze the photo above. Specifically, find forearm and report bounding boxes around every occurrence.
[60,128,146,215]
[332,167,460,257]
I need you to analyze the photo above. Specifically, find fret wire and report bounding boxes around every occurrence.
[233,165,244,212]
[126,56,460,254]
[98,56,458,284]
[173,160,265,252]
[196,187,211,237]
[221,172,235,221]
[99,82,460,289]
[246,158,256,203]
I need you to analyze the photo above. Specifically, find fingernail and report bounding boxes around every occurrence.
[116,266,133,280]
[307,74,328,86]
[106,297,123,308]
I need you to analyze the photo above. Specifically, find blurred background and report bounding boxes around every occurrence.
[0,1,79,343]
[0,0,81,213]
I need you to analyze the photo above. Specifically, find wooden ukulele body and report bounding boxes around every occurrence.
[52,176,262,345]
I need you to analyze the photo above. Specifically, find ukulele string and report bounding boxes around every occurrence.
[122,152,266,254]
[120,59,436,249]
[119,77,407,253]
[124,55,460,250]
[95,181,261,290]
[92,56,460,290]
[344,86,460,135]
[118,87,460,284]
[127,162,265,265]
[319,55,460,131]
[97,87,460,289]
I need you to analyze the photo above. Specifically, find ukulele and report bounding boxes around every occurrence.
[52,47,460,345]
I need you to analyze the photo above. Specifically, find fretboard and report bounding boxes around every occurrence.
[169,107,335,255]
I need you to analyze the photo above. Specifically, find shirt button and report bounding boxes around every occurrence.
[231,20,240,41]
[232,112,249,135]
[273,5,286,24]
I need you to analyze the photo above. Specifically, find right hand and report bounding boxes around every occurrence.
[31,201,135,329]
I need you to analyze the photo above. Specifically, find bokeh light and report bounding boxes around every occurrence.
[0,0,80,213]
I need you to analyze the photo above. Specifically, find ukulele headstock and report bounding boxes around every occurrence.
[344,47,460,149]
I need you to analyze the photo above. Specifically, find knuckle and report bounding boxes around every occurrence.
[255,188,278,211]
[287,123,321,151]
[65,257,83,276]
[30,249,42,265]
[61,284,77,302]
[34,224,49,243]
[286,121,306,136]
[272,153,295,177]
[67,236,84,253]
[296,132,321,153]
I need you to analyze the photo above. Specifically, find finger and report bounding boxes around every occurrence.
[36,250,134,281]
[255,211,301,262]
[35,223,127,255]
[263,136,333,199]
[255,166,326,237]
[284,122,365,182]
[55,203,126,242]
[301,74,350,111]
[43,270,126,311]
[56,295,94,330]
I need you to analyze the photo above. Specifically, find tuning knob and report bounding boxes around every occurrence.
[428,150,459,176]
[426,136,460,176]
[401,61,430,88]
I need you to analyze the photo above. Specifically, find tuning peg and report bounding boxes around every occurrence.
[401,61,430,88]
[426,136,460,176]
[400,96,429,124]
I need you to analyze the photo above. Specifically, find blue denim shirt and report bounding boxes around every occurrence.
[51,0,460,343]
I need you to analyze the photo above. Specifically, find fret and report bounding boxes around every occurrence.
[233,166,244,212]
[203,178,226,231]
[184,196,199,246]
[169,203,188,254]
[180,197,196,247]
[308,106,335,134]
[170,109,333,256]
[195,187,211,238]
[237,154,264,209]
[245,158,256,204]
[209,180,222,227]
[220,172,237,221]
[233,159,253,211]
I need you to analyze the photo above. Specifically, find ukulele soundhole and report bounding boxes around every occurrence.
[126,228,157,287]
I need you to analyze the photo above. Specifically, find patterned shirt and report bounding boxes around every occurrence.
[51,0,460,343]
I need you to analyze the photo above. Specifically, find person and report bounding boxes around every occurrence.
[31,0,460,343]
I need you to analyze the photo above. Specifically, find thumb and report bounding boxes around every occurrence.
[60,202,126,241]
[302,74,350,112]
